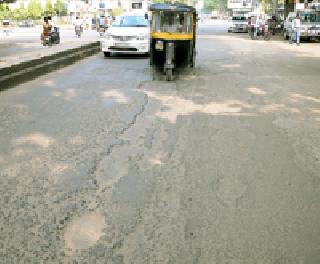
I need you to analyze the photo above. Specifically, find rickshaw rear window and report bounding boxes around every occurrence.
[152,12,193,33]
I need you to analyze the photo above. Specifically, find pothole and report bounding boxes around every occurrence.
[64,210,106,255]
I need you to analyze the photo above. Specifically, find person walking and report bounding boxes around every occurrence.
[290,14,301,45]
[254,15,261,39]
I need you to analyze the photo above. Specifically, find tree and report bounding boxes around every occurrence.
[204,0,227,11]
[0,0,15,3]
[28,0,42,19]
[54,0,67,16]
[0,3,10,19]
[11,7,29,20]
[44,0,53,16]
[110,7,123,17]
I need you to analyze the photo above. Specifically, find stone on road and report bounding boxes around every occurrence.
[1,22,320,263]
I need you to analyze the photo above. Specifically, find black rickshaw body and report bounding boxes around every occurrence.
[149,3,196,80]
[51,26,60,44]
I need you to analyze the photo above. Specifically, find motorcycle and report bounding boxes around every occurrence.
[42,26,60,46]
[263,24,271,41]
[75,25,82,37]
[250,24,271,41]
[43,34,51,46]
[98,26,105,36]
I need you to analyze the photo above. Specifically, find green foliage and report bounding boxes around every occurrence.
[44,0,53,16]
[10,7,29,20]
[28,0,42,19]
[54,0,67,16]
[0,3,10,19]
[204,0,227,11]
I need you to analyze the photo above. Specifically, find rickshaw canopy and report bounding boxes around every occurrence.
[149,3,196,13]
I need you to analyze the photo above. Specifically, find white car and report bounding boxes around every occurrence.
[283,11,320,41]
[228,15,248,33]
[101,15,149,57]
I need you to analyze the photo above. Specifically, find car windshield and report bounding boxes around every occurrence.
[232,16,247,21]
[299,12,320,23]
[112,16,148,27]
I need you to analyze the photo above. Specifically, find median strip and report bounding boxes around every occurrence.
[0,41,100,91]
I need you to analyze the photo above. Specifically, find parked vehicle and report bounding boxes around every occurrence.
[2,19,12,36]
[75,25,82,37]
[228,14,248,33]
[211,10,219,19]
[262,24,271,40]
[149,3,196,81]
[100,14,149,57]
[18,20,34,27]
[283,10,320,41]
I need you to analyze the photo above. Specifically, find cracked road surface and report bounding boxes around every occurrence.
[1,23,320,263]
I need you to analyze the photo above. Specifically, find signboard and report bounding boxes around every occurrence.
[228,0,252,9]
[296,3,305,10]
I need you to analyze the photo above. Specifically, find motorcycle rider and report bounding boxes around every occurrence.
[42,16,52,45]
[74,16,83,37]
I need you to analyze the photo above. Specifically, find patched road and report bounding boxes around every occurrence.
[1,23,320,263]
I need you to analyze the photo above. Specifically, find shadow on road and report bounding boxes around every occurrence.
[106,53,149,60]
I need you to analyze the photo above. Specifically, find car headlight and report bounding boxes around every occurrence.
[136,34,148,41]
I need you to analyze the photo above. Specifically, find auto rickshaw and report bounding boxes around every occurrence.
[149,3,196,81]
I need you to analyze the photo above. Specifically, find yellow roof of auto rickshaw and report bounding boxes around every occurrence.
[149,3,196,13]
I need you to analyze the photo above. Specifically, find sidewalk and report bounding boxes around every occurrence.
[0,28,100,69]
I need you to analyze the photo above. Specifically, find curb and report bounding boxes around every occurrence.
[0,41,100,91]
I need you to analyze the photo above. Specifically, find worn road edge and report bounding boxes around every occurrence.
[0,41,100,91]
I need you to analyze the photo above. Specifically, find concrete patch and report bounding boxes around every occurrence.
[64,211,106,255]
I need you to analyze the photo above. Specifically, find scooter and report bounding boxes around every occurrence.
[98,26,105,36]
[43,34,51,46]
[263,24,271,41]
[42,27,60,46]
[75,25,82,38]
[251,24,271,41]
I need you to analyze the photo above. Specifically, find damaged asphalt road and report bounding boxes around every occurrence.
[1,26,320,263]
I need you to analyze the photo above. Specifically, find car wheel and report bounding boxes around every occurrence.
[104,52,110,57]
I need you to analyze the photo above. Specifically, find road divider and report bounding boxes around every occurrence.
[0,41,100,91]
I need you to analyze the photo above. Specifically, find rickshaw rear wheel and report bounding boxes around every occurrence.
[104,52,110,57]
[190,49,196,68]
[166,68,173,81]
[152,66,157,80]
